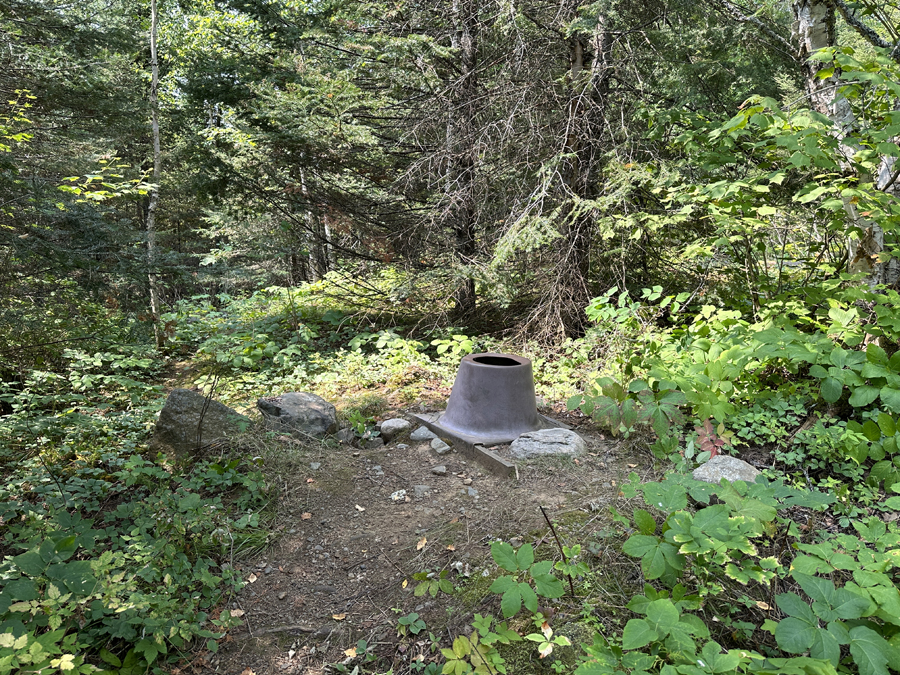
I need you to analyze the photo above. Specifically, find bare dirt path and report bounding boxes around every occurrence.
[189,410,643,675]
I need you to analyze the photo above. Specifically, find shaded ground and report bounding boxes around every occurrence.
[182,404,649,675]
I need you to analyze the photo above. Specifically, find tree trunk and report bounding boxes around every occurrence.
[793,0,896,287]
[555,11,611,337]
[147,0,163,348]
[448,0,478,317]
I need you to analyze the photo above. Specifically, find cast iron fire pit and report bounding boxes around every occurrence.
[413,353,568,453]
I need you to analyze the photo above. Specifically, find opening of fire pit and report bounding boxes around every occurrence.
[472,356,519,366]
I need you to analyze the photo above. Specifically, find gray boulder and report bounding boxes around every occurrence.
[257,392,337,439]
[410,426,437,442]
[509,429,586,459]
[150,388,251,457]
[693,455,760,484]
[380,418,412,442]
[431,438,452,454]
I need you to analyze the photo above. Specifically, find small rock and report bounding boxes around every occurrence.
[264,566,275,575]
[693,455,760,484]
[410,427,438,441]
[390,489,407,502]
[278,591,287,600]
[460,487,479,498]
[336,428,355,444]
[462,478,473,485]
[380,418,412,442]
[431,438,451,454]
[365,437,385,449]
[310,462,322,470]
[396,443,409,450]
[509,429,586,459]
[314,545,324,552]
[313,626,333,640]
[373,465,385,476]
[431,465,447,476]
[414,485,431,499]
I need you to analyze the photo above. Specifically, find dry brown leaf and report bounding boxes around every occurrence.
[402,579,408,589]
[355,504,365,512]
[573,458,580,465]
[756,601,771,610]
[306,478,315,484]
[344,647,357,658]
[416,537,427,551]
[247,573,258,583]
[446,544,456,551]
[301,512,312,520]
[627,463,637,468]
[228,609,246,618]
[449,517,459,524]
[240,669,255,675]
[332,613,346,621]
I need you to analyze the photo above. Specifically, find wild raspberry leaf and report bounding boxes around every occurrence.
[518,582,539,613]
[775,617,818,654]
[622,618,658,650]
[491,541,519,572]
[489,576,516,594]
[500,586,522,618]
[641,481,688,512]
[633,509,657,536]
[532,573,565,599]
[848,625,895,675]
[515,543,534,570]
[644,599,679,636]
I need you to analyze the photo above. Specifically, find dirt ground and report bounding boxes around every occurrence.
[191,407,646,675]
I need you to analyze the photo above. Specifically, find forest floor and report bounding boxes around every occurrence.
[190,404,647,675]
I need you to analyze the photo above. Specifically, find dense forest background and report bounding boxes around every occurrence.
[6,0,892,347]
[6,1,900,674]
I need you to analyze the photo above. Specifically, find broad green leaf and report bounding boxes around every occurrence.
[641,481,688,512]
[622,535,660,558]
[878,413,896,437]
[518,582,538,613]
[881,387,900,413]
[664,625,697,657]
[489,576,516,594]
[532,573,565,599]
[848,625,892,675]
[830,589,871,620]
[515,543,534,570]
[868,344,890,367]
[793,573,835,605]
[13,550,46,576]
[775,617,818,653]
[821,377,843,403]
[851,387,881,408]
[633,509,656,536]
[500,586,522,618]
[645,599,679,636]
[777,592,818,623]
[5,579,39,601]
[622,618,657,650]
[810,629,840,666]
[46,561,96,596]
[491,541,518,572]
